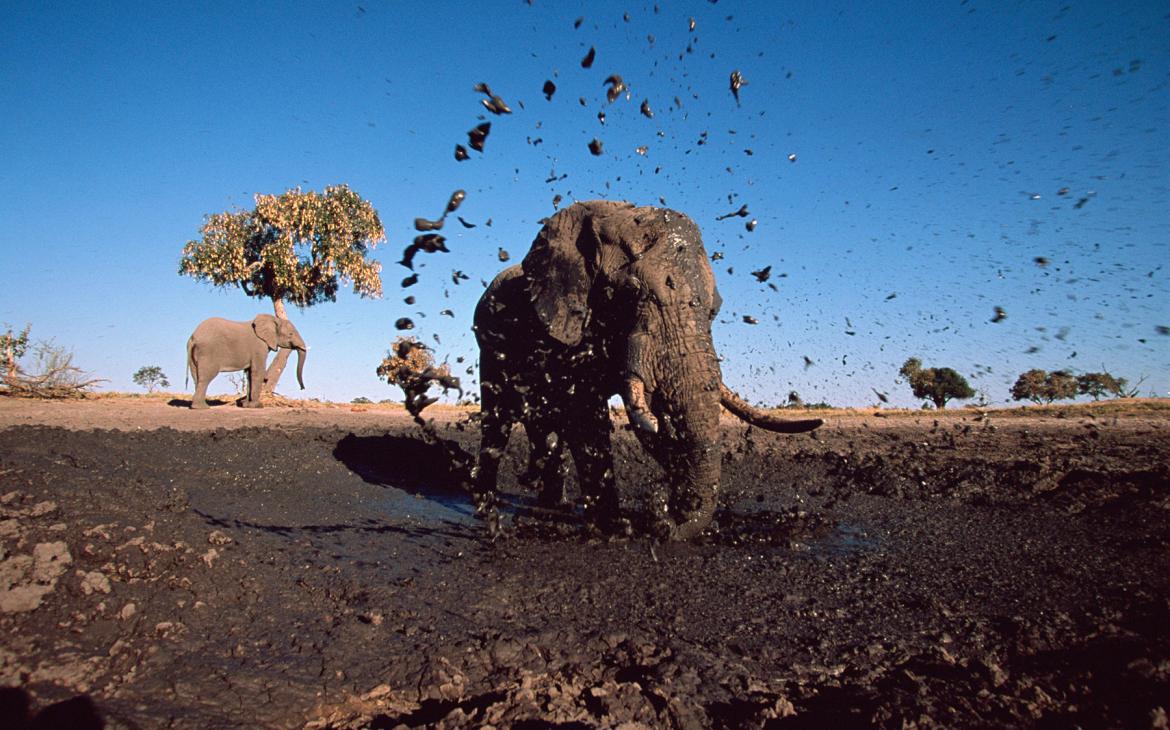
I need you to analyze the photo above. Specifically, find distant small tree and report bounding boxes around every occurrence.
[1011,369,1079,404]
[899,357,975,409]
[179,184,384,395]
[132,366,170,393]
[1076,372,1127,401]
[351,396,373,404]
[1,324,31,379]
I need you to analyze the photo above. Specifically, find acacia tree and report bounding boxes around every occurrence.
[899,357,976,409]
[1011,369,1079,404]
[179,185,384,394]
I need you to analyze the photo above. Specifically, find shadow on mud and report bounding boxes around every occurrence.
[166,397,232,408]
[333,432,485,534]
[334,432,473,496]
[0,687,106,730]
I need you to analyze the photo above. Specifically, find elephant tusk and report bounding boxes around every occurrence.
[719,383,823,433]
[623,377,659,434]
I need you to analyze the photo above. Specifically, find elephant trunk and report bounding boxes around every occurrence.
[294,347,306,390]
[720,384,823,433]
[667,439,721,541]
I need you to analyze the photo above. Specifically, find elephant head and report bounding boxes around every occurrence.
[521,200,820,538]
[252,314,307,389]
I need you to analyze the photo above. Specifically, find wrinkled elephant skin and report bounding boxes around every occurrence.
[474,201,821,539]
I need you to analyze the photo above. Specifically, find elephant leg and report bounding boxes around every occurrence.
[474,405,512,517]
[521,421,568,508]
[566,399,625,533]
[192,374,212,409]
[243,363,264,408]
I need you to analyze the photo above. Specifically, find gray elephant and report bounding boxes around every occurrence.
[473,200,822,540]
[186,314,307,409]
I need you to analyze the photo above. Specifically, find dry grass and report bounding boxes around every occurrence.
[73,392,1170,421]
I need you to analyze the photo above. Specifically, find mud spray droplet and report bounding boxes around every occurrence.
[454,144,469,161]
[743,315,758,325]
[746,219,758,232]
[640,99,653,118]
[395,318,414,331]
[787,153,797,163]
[543,80,556,101]
[581,46,596,68]
[604,74,627,103]
[716,204,749,220]
[468,122,491,152]
[729,70,746,105]
[446,190,466,213]
[991,306,1007,323]
[589,138,604,156]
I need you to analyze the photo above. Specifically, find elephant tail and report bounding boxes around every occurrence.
[720,384,823,433]
[185,336,194,389]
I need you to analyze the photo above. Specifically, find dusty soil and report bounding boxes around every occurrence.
[1,396,1168,729]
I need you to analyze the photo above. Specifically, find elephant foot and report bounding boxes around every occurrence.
[241,400,263,409]
[582,493,630,537]
[537,485,570,511]
[190,400,209,410]
[667,505,718,541]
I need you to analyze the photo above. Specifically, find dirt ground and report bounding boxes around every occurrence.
[1,395,1168,729]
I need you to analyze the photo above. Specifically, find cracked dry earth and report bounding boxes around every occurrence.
[1,400,1168,728]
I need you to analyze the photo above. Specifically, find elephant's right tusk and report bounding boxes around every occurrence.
[623,377,659,434]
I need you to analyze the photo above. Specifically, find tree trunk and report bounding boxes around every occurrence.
[263,298,292,396]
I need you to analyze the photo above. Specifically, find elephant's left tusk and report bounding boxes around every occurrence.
[623,377,659,434]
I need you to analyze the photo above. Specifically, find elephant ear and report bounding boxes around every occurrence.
[522,202,625,346]
[252,315,279,351]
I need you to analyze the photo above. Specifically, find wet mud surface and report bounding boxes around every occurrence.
[2,406,1168,728]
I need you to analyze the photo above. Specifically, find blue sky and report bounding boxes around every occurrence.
[2,0,1166,408]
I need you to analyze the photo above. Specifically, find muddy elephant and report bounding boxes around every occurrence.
[186,314,306,409]
[473,200,822,540]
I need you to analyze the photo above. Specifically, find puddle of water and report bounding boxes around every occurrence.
[375,488,478,526]
[801,523,879,557]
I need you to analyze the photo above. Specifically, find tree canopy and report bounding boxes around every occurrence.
[899,357,975,409]
[1010,369,1079,404]
[1076,372,1128,400]
[179,184,385,310]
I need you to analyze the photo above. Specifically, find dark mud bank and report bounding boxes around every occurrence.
[1,419,1168,728]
